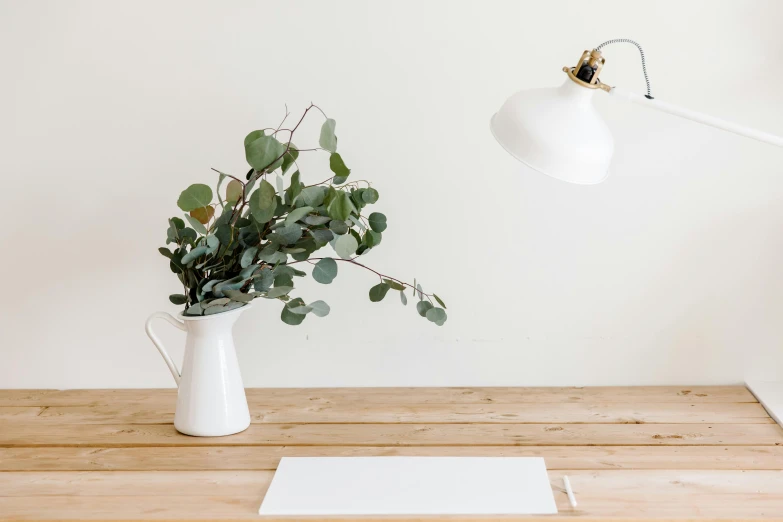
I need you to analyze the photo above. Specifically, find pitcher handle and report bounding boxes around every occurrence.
[145,312,187,386]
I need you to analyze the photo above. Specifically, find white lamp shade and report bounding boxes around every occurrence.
[491,80,614,184]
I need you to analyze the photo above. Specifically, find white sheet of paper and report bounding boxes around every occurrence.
[258,456,558,516]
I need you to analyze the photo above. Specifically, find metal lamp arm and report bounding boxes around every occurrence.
[608,87,783,147]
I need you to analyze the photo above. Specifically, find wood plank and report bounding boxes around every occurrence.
[3,445,783,471]
[1,423,781,447]
[1,471,782,519]
[0,386,755,407]
[0,471,273,497]
[1,401,772,425]
[0,390,59,407]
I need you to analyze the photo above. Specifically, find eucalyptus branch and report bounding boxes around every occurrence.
[162,103,446,324]
[292,257,434,299]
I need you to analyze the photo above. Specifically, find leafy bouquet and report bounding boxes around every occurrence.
[159,105,447,326]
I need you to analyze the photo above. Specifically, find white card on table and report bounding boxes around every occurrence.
[258,456,558,516]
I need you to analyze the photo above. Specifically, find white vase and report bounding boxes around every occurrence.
[145,304,251,437]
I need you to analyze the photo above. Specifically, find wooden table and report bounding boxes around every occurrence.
[1,386,783,521]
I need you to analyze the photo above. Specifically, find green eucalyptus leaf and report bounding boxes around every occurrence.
[250,179,277,223]
[368,212,387,232]
[273,223,303,245]
[433,294,447,309]
[304,214,331,226]
[281,145,299,174]
[312,257,338,284]
[334,233,358,259]
[281,298,307,325]
[299,186,326,207]
[261,250,287,265]
[245,132,286,171]
[426,307,447,324]
[184,302,204,316]
[319,118,337,152]
[327,191,356,221]
[177,184,213,212]
[364,230,382,248]
[158,247,173,259]
[181,228,199,245]
[181,245,209,265]
[310,228,334,246]
[329,219,349,235]
[253,269,274,292]
[400,290,407,306]
[202,297,230,308]
[369,282,391,302]
[240,246,258,268]
[285,206,313,226]
[288,304,313,315]
[204,300,247,315]
[169,294,187,305]
[224,289,255,303]
[286,170,303,202]
[416,301,433,317]
[215,224,232,245]
[170,217,185,229]
[202,279,224,293]
[351,189,366,210]
[214,202,235,227]
[383,279,405,291]
[329,153,350,184]
[362,188,379,204]
[309,300,330,317]
[240,264,260,279]
[274,273,294,287]
[266,286,293,298]
[185,214,207,235]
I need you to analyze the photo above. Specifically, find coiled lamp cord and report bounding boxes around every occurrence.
[596,39,653,99]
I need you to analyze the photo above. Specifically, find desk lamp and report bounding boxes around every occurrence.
[491,39,783,184]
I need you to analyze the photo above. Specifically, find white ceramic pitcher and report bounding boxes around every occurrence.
[145,304,251,437]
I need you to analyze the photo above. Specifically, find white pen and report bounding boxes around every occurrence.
[563,475,577,508]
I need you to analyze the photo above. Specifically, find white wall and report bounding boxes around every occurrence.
[1,0,782,389]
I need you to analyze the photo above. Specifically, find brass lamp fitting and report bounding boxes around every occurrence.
[563,49,611,92]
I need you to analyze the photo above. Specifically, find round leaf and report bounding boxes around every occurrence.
[250,179,277,224]
[416,301,433,317]
[329,219,349,235]
[281,298,307,325]
[426,307,447,325]
[400,290,407,306]
[177,184,213,212]
[190,205,215,225]
[245,133,286,171]
[368,212,387,232]
[312,257,338,284]
[334,233,358,259]
[362,188,379,204]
